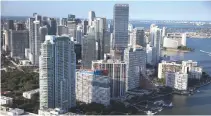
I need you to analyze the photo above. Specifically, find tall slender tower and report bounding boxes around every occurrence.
[39,35,76,112]
[94,17,107,60]
[88,11,96,26]
[34,21,41,66]
[151,26,162,65]
[113,4,129,51]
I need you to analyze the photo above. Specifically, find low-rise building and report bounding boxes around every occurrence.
[182,60,202,79]
[158,60,203,80]
[0,96,13,105]
[166,72,188,90]
[22,89,39,99]
[158,61,187,79]
[76,70,110,106]
[92,60,126,98]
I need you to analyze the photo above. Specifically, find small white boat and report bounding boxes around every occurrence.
[169,102,173,107]
[197,90,200,93]
[145,111,156,115]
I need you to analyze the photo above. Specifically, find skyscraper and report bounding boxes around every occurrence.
[7,20,14,30]
[68,14,76,21]
[113,4,129,51]
[10,30,29,59]
[39,35,76,112]
[67,21,77,39]
[16,23,25,30]
[28,18,35,63]
[48,18,57,35]
[34,21,41,66]
[61,18,68,26]
[40,26,48,43]
[76,25,83,44]
[150,25,162,65]
[82,34,97,68]
[94,17,107,60]
[124,46,146,91]
[57,25,68,36]
[88,11,96,26]
[132,27,146,47]
[82,20,88,35]
[2,30,11,52]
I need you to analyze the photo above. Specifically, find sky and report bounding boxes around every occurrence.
[1,1,211,21]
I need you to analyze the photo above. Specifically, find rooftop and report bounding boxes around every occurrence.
[23,88,39,94]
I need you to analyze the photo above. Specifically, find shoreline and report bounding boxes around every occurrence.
[163,48,191,53]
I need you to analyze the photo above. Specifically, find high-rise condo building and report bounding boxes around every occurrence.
[88,11,96,26]
[150,25,162,65]
[124,46,146,91]
[113,4,129,51]
[166,72,188,90]
[40,26,48,43]
[82,34,97,69]
[34,21,41,66]
[39,35,76,112]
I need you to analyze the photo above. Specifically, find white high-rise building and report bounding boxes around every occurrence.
[166,72,188,90]
[39,35,76,112]
[76,25,83,44]
[76,70,110,106]
[124,46,146,91]
[150,25,162,65]
[88,11,96,26]
[166,33,186,46]
[34,21,41,66]
[146,44,153,65]
[92,60,126,98]
[113,4,129,51]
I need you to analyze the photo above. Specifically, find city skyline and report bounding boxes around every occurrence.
[1,1,211,21]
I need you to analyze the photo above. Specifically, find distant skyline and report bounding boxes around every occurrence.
[1,1,211,21]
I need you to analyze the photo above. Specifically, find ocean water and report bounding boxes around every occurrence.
[159,38,211,115]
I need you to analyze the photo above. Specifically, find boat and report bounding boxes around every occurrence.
[145,111,157,115]
[163,102,173,108]
[169,102,173,107]
[197,90,200,93]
